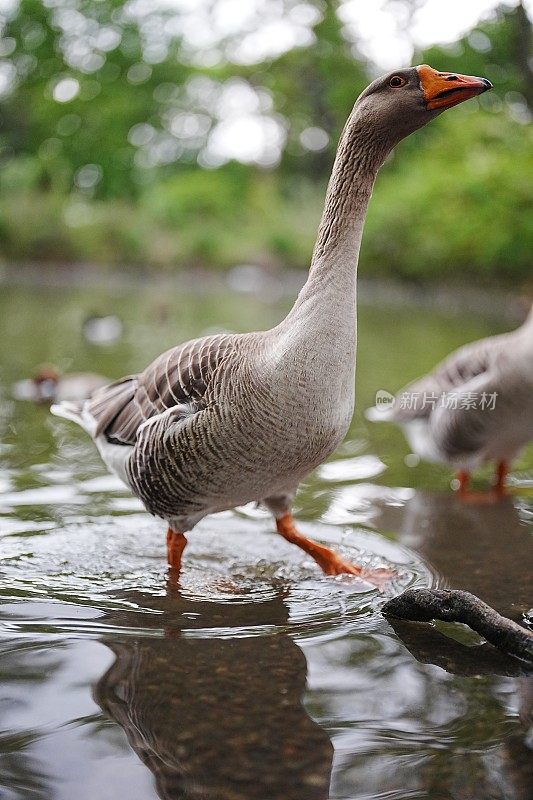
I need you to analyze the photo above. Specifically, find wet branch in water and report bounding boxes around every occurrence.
[382,589,533,663]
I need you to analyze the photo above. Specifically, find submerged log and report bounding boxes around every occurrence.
[382,588,533,663]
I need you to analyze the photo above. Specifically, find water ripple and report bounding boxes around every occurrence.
[0,512,434,642]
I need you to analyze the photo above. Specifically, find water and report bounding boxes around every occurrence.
[0,280,532,800]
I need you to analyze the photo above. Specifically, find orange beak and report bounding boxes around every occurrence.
[417,64,492,110]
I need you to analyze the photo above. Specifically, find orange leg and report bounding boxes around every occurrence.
[275,513,392,585]
[276,514,361,575]
[493,460,508,495]
[166,528,187,574]
[455,467,504,504]
[456,470,470,495]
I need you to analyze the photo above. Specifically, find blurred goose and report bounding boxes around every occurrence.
[366,308,533,495]
[51,65,491,576]
[13,364,109,405]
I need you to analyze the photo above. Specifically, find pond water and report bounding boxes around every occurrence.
[0,278,532,800]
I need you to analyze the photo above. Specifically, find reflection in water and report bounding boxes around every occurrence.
[387,616,532,677]
[374,490,533,616]
[94,582,333,800]
[307,615,533,800]
[327,488,533,800]
[0,641,58,799]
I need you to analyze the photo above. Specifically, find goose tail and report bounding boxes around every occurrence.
[365,405,395,423]
[51,400,83,424]
[50,400,97,436]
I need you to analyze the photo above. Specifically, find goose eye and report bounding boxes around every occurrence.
[389,76,407,88]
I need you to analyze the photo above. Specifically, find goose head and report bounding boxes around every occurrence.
[33,364,60,403]
[354,64,491,145]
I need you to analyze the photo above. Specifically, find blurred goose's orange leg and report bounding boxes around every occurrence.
[456,468,501,503]
[493,460,508,496]
[276,513,392,585]
[166,528,187,574]
[456,470,470,496]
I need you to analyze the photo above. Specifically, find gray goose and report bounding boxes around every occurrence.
[52,65,491,577]
[366,307,533,495]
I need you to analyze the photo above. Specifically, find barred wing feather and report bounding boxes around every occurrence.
[390,333,511,422]
[87,333,239,445]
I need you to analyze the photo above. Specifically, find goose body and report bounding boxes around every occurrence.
[52,65,491,573]
[367,309,533,491]
[57,302,356,532]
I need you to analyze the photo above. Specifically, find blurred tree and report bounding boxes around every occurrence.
[515,1,533,110]
[0,0,531,284]
[363,108,533,284]
[0,0,210,197]
[0,0,369,196]
[420,2,533,115]
[383,0,426,51]
[265,0,368,179]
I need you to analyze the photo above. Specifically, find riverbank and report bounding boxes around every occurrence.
[1,260,529,325]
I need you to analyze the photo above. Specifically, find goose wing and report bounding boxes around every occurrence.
[86,333,240,445]
[389,332,511,423]
[429,368,525,462]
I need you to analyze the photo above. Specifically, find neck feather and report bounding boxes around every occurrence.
[285,109,392,321]
[312,117,387,265]
[269,108,394,415]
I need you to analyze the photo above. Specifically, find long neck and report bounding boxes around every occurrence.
[282,109,391,330]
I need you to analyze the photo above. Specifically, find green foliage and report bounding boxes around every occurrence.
[0,0,531,285]
[363,107,533,283]
[143,167,249,227]
[420,3,532,113]
[266,1,368,177]
[0,0,190,198]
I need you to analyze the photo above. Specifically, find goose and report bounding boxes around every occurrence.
[13,364,109,404]
[366,307,533,495]
[51,65,491,577]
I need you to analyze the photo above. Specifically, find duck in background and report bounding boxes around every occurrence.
[82,314,123,346]
[13,364,109,405]
[366,306,533,497]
